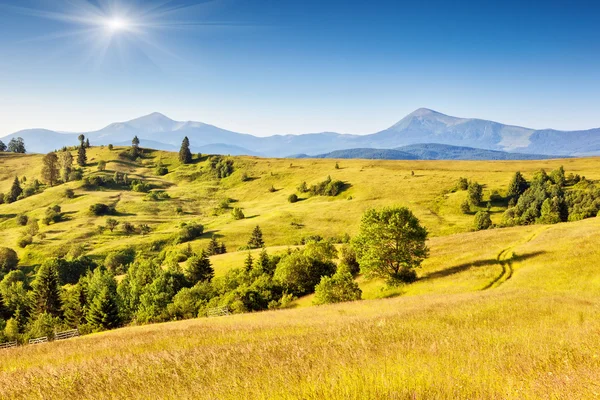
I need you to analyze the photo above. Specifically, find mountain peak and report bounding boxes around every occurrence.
[407,108,446,117]
[129,112,175,124]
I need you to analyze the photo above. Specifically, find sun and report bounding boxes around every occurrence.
[105,17,130,33]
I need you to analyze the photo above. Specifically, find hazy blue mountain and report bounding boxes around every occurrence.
[294,144,559,161]
[2,109,599,156]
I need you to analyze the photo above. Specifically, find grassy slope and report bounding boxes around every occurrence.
[2,150,600,398]
[1,218,600,399]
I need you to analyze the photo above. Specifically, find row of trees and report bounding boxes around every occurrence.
[0,137,26,154]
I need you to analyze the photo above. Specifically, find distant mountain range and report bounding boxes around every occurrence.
[292,143,560,161]
[2,108,599,158]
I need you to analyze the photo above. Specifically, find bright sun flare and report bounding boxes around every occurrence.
[105,17,129,33]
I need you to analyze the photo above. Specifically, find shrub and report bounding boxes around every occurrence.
[288,194,298,203]
[0,247,19,274]
[68,169,83,181]
[122,222,136,235]
[274,250,336,296]
[177,222,204,244]
[97,160,107,171]
[155,166,168,176]
[313,271,362,305]
[457,177,469,190]
[460,200,471,214]
[309,176,345,196]
[474,211,492,231]
[64,188,75,199]
[108,144,113,150]
[104,248,136,273]
[131,181,151,193]
[17,235,33,248]
[89,203,114,216]
[231,207,245,220]
[43,206,63,225]
[268,185,276,193]
[16,214,28,226]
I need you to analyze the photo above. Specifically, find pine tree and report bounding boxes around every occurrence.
[131,136,140,158]
[219,242,227,255]
[244,252,254,272]
[8,176,22,202]
[256,248,271,274]
[248,225,264,249]
[185,250,214,283]
[86,287,121,331]
[62,284,85,328]
[179,137,192,164]
[507,171,529,200]
[85,138,91,148]
[77,144,87,166]
[41,152,60,186]
[207,236,220,255]
[32,261,63,317]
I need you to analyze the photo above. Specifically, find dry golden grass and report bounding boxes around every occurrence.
[2,218,600,399]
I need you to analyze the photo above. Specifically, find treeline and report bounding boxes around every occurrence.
[456,166,600,230]
[0,137,26,154]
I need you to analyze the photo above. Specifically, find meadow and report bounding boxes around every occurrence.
[1,148,600,399]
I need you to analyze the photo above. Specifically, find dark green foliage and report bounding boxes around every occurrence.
[46,257,97,285]
[297,181,308,193]
[121,222,136,235]
[0,140,5,152]
[104,248,136,273]
[179,136,193,164]
[61,284,85,328]
[231,207,245,220]
[207,236,226,255]
[0,248,19,276]
[507,171,529,200]
[248,225,264,249]
[339,245,360,276]
[42,205,63,225]
[309,176,345,196]
[314,271,361,305]
[64,188,75,199]
[17,235,33,248]
[288,193,298,203]
[77,144,87,166]
[460,200,471,214]
[89,203,115,216]
[32,261,63,317]
[108,144,113,150]
[176,222,204,244]
[352,207,429,285]
[7,176,22,203]
[16,214,28,226]
[105,218,119,232]
[467,181,483,206]
[457,177,469,190]
[0,270,30,319]
[273,241,337,296]
[207,155,234,178]
[155,166,168,176]
[185,251,214,284]
[7,137,26,153]
[41,152,60,186]
[85,138,90,148]
[244,252,254,272]
[131,180,152,193]
[87,286,121,331]
[474,211,492,230]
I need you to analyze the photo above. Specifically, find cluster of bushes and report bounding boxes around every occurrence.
[297,176,346,197]
[43,205,64,225]
[206,156,234,179]
[90,203,116,216]
[146,191,170,201]
[0,177,45,204]
[176,222,204,244]
[502,167,599,226]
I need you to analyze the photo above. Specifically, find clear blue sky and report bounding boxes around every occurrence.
[0,0,599,137]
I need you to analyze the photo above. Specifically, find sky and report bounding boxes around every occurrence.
[0,0,599,138]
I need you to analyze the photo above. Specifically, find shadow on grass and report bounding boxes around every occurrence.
[420,251,546,281]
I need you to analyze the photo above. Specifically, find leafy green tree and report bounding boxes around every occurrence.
[7,137,26,153]
[274,247,336,296]
[176,222,204,243]
[460,200,471,214]
[32,261,63,317]
[59,150,73,182]
[248,225,264,249]
[179,136,192,164]
[87,286,121,331]
[41,152,60,186]
[138,224,151,236]
[104,248,135,273]
[288,193,298,203]
[507,171,529,200]
[0,270,30,317]
[474,211,492,230]
[313,271,362,305]
[0,247,19,275]
[352,207,429,285]
[61,283,85,328]
[105,218,119,232]
[78,134,85,144]
[231,207,245,220]
[97,160,106,171]
[467,181,483,206]
[457,177,469,190]
[0,140,6,152]
[185,251,214,284]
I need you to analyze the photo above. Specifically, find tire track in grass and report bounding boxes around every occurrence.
[482,226,552,290]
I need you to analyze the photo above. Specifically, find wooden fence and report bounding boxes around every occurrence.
[55,329,80,341]
[28,337,48,345]
[0,341,17,350]
[207,306,231,317]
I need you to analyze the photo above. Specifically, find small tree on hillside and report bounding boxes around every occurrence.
[313,271,362,305]
[244,252,254,272]
[77,143,87,166]
[507,171,529,200]
[105,218,119,233]
[87,286,121,331]
[185,251,214,284]
[179,137,192,164]
[207,236,220,255]
[59,151,73,182]
[467,181,483,206]
[0,140,6,152]
[474,211,492,230]
[131,136,140,158]
[41,152,60,186]
[8,176,22,203]
[352,207,429,285]
[97,160,107,172]
[0,247,19,275]
[248,225,264,249]
[85,138,91,148]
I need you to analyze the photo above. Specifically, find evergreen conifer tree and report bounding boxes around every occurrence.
[179,137,193,164]
[32,261,63,317]
[87,286,121,330]
[9,176,22,202]
[248,225,264,249]
[244,252,254,272]
[77,144,87,166]
[185,250,214,283]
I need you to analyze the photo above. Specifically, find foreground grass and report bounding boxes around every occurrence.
[2,218,600,399]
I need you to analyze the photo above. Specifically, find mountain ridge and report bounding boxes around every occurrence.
[2,108,599,157]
